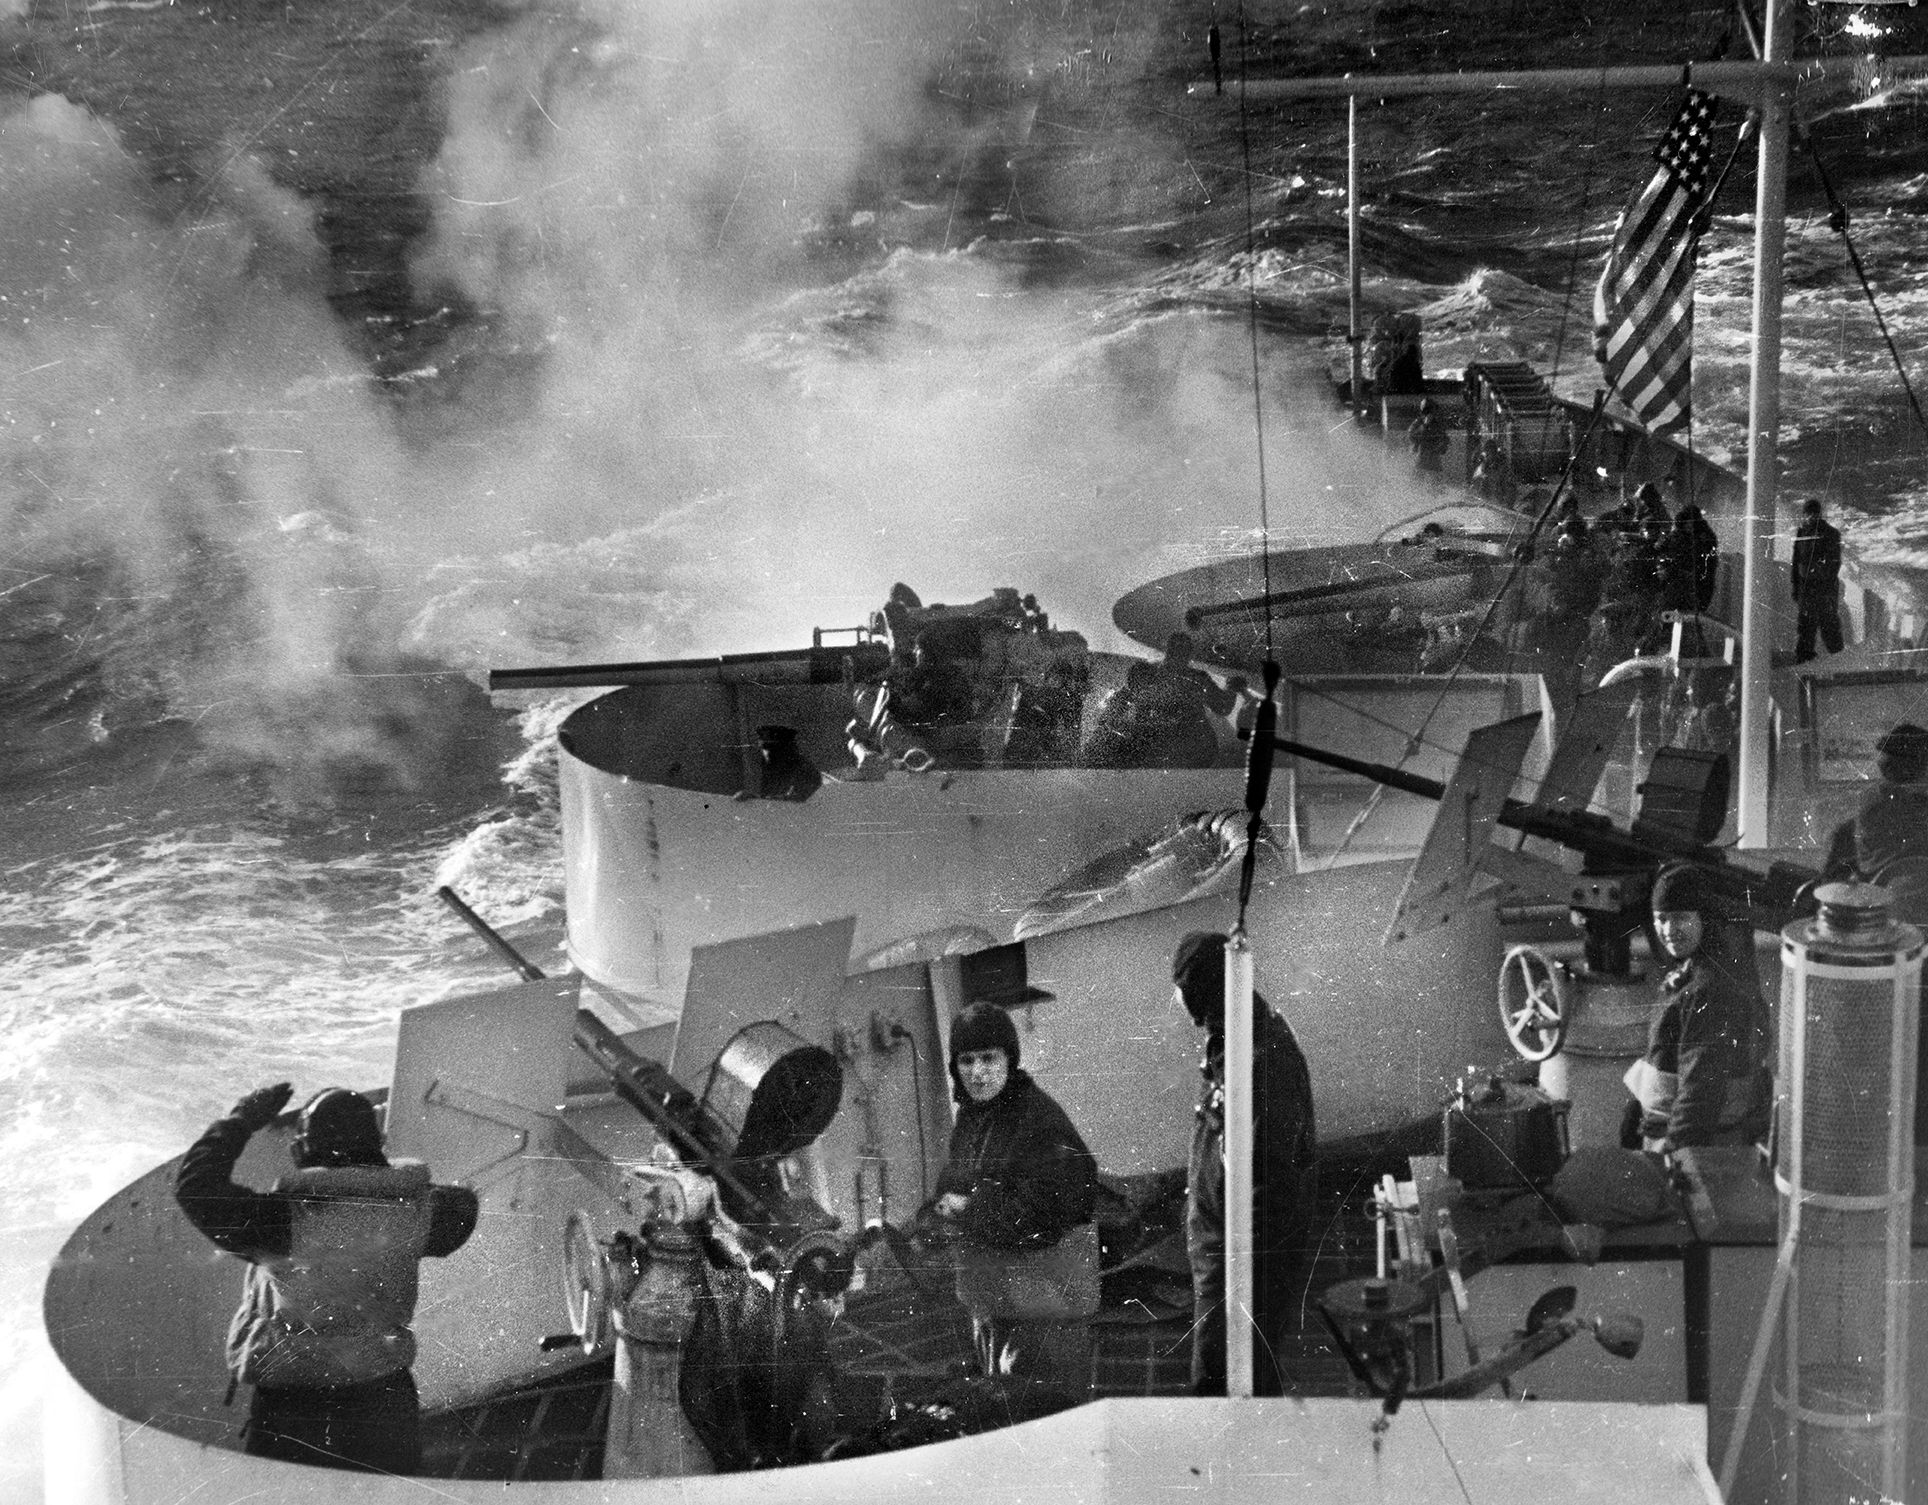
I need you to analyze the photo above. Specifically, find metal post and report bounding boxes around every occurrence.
[1737,0,1792,848]
[604,1227,714,1479]
[1224,929,1256,1398]
[1348,96,1364,416]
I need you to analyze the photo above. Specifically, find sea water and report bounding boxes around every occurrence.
[6,1,1928,1497]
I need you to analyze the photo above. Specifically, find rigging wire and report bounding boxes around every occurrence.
[1234,1,1277,670]
[1227,1,1283,937]
[1799,123,1928,441]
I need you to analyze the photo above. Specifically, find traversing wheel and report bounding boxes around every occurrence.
[1498,944,1570,1062]
[562,1210,612,1357]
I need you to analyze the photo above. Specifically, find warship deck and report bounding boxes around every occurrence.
[420,1183,1382,1481]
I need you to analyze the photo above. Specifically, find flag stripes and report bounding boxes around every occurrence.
[1593,89,1721,434]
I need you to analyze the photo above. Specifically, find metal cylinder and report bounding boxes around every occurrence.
[699,1022,843,1162]
[1540,967,1652,1149]
[1775,881,1922,1505]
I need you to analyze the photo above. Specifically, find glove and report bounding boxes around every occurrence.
[230,1082,295,1132]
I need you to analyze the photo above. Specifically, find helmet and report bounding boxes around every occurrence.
[293,1088,385,1168]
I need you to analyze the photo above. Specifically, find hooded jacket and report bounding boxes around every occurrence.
[937,1063,1097,1251]
[1627,916,1772,1149]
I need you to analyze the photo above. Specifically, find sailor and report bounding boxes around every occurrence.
[175,1083,479,1473]
[931,1001,1100,1397]
[1537,517,1600,710]
[1669,667,1736,758]
[1472,439,1516,507]
[894,628,979,734]
[1171,932,1317,1397]
[1594,495,1636,543]
[752,723,822,801]
[1620,865,1772,1156]
[1084,632,1235,769]
[1672,503,1721,614]
[1632,480,1670,530]
[1406,398,1450,482]
[1791,497,1846,662]
[1821,721,1928,885]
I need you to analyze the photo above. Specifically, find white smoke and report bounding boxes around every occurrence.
[0,0,1422,788]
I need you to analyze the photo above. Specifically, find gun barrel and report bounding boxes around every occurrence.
[436,885,545,982]
[1270,735,1813,921]
[488,641,890,692]
[571,1008,788,1230]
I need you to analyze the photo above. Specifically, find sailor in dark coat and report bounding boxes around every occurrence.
[1822,722,1928,888]
[1406,398,1450,480]
[1171,932,1317,1396]
[1663,505,1721,615]
[1622,866,1772,1154]
[175,1084,479,1473]
[932,1002,1100,1395]
[1791,497,1845,662]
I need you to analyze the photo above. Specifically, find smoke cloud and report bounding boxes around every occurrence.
[2,0,1422,795]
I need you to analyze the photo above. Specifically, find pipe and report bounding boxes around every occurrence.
[1224,929,1257,1398]
[1737,11,1793,849]
[1187,55,1926,106]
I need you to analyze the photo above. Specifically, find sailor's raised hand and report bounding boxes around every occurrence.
[230,1081,295,1132]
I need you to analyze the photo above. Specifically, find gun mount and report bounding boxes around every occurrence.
[1257,685,1819,941]
[436,887,843,1255]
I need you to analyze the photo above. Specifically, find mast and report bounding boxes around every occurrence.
[1737,1,1792,848]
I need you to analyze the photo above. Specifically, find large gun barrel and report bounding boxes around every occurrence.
[489,640,890,692]
[1269,733,1817,926]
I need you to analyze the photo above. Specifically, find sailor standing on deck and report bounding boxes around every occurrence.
[1406,398,1450,483]
[932,1001,1101,1397]
[1791,497,1846,663]
[175,1083,479,1474]
[1172,932,1317,1396]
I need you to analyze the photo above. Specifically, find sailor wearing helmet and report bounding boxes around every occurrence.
[175,1083,478,1473]
[929,995,1100,1397]
[1822,721,1928,889]
[1622,866,1772,1156]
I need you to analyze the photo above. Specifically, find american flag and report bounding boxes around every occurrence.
[1592,89,1722,434]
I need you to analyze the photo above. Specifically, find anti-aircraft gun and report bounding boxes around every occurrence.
[1261,680,1820,1061]
[434,887,898,1475]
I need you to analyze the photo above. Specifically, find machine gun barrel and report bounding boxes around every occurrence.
[1269,735,1816,922]
[487,641,890,692]
[568,1009,775,1222]
[434,885,804,1238]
